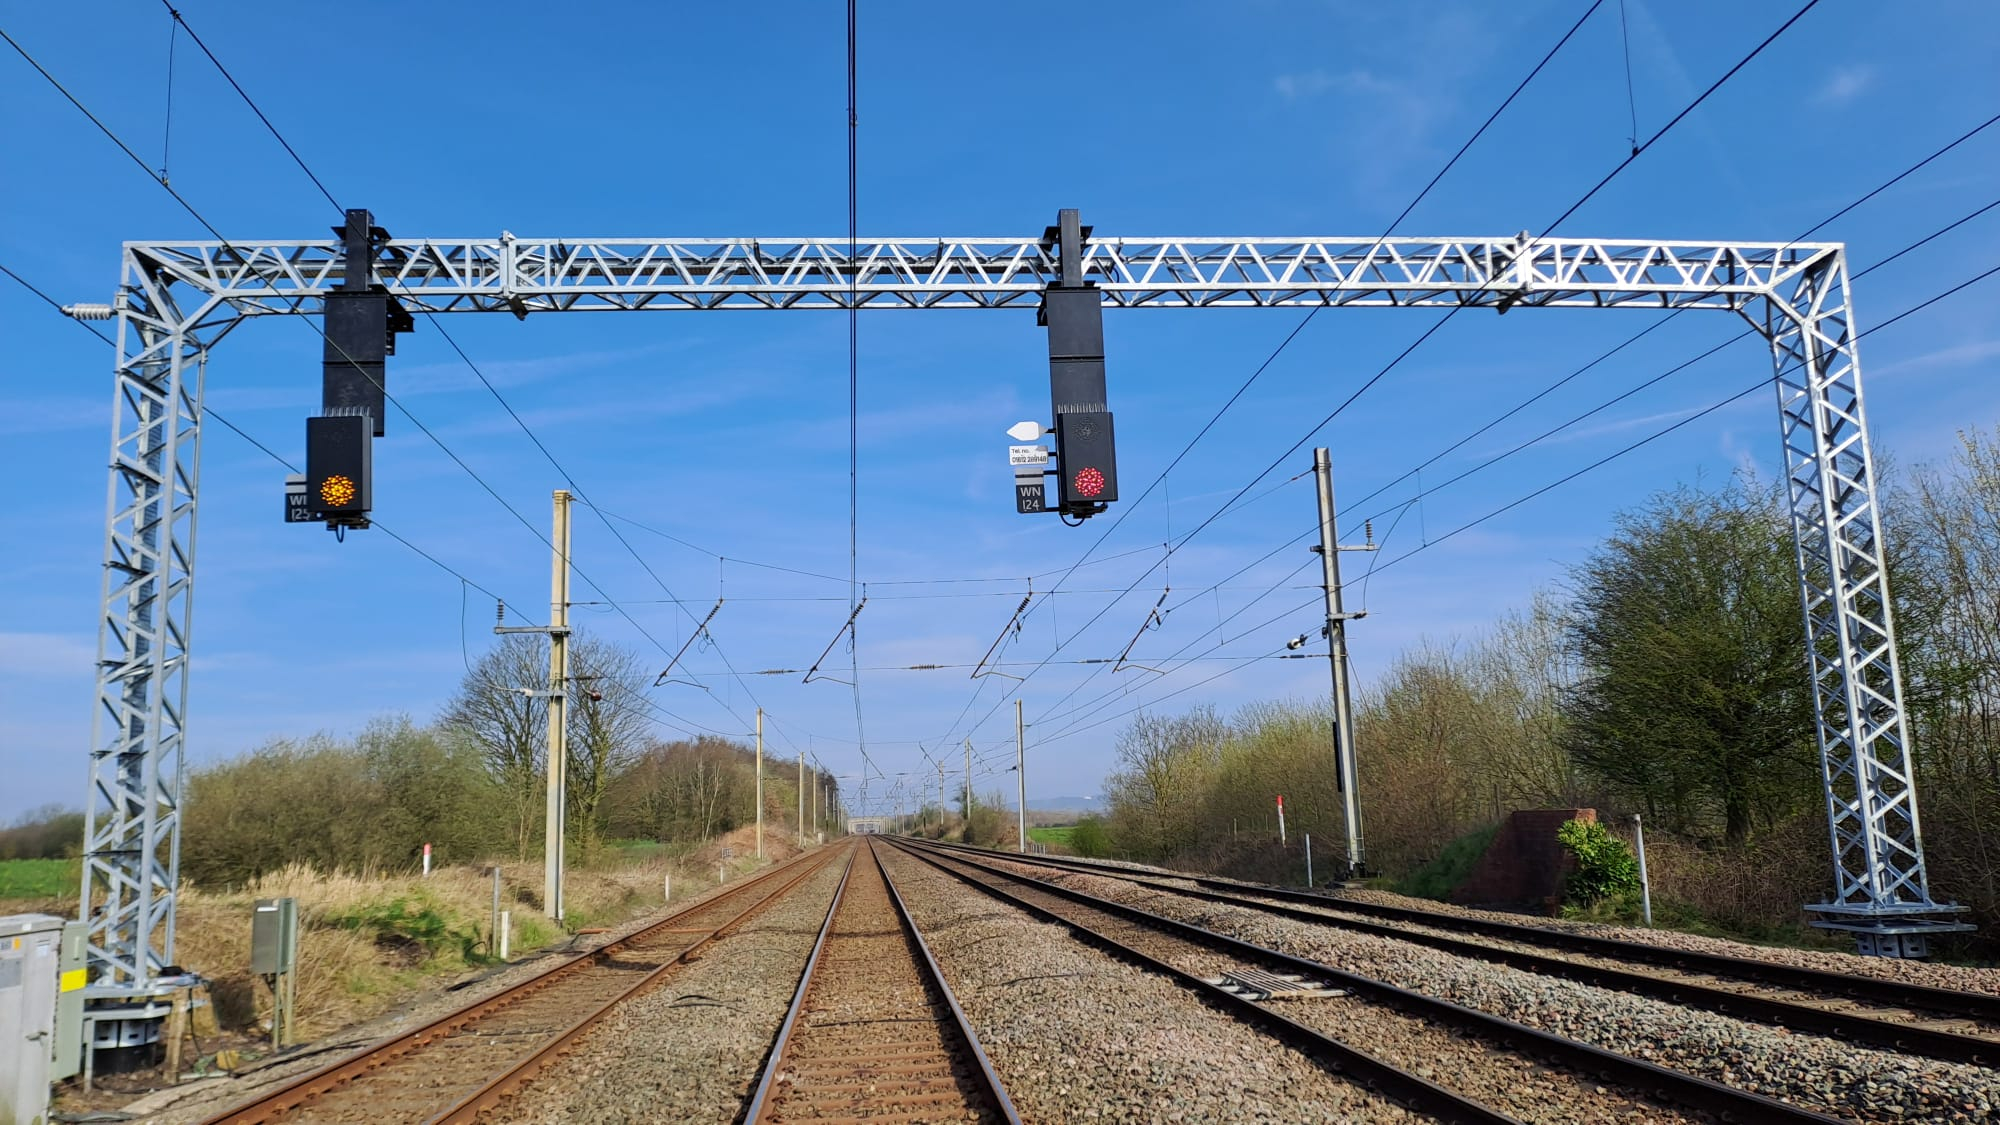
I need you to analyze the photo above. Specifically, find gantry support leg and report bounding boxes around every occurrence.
[79,252,212,1052]
[1761,250,1969,957]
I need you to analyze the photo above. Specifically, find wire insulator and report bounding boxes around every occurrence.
[63,303,114,320]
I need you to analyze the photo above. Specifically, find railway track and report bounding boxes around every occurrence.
[883,843,1532,1125]
[743,838,1019,1124]
[892,836,1849,1125]
[201,846,841,1125]
[920,840,2000,1067]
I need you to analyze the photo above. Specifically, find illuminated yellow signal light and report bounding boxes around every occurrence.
[320,474,358,508]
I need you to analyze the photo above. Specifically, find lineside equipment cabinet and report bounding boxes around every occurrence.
[2,914,65,1125]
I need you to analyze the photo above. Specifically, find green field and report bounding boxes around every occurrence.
[0,858,78,901]
[1028,826,1075,846]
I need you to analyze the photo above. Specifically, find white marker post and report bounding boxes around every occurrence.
[1633,814,1654,926]
[1276,795,1287,845]
[422,842,432,877]
[1306,834,1313,887]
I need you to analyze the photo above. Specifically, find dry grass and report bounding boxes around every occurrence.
[0,826,817,1044]
[1619,813,1845,946]
[4,825,813,1043]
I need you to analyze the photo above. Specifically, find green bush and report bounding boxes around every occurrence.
[182,718,510,887]
[0,807,86,860]
[324,893,486,964]
[1395,824,1497,901]
[1557,818,1640,904]
[1068,815,1111,858]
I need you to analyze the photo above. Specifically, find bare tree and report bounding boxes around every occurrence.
[1897,427,2000,935]
[440,634,547,858]
[1105,706,1226,856]
[565,634,652,852]
[1466,595,1582,809]
[603,735,756,844]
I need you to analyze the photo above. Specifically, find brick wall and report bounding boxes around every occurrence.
[1449,808,1596,913]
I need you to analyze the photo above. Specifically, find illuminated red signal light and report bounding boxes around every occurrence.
[1074,467,1106,498]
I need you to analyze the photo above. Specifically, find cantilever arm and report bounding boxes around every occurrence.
[803,597,868,684]
[652,598,724,686]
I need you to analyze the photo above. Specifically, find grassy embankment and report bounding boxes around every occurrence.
[0,857,77,901]
[1027,825,1075,847]
[0,826,804,1044]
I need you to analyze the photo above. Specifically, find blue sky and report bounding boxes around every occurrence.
[2,1,1996,822]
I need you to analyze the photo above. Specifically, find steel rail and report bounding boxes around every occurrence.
[1089,864,2000,1066]
[928,841,2000,1034]
[434,845,845,1123]
[895,838,1847,1125]
[881,839,1522,1125]
[743,839,1020,1124]
[742,844,858,1119]
[201,845,841,1125]
[877,840,1024,1124]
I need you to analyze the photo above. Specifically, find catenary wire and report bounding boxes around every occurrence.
[1105,110,2000,561]
[928,0,1629,754]
[1005,0,1610,630]
[845,0,868,764]
[1028,260,2000,746]
[2,260,532,617]
[156,1,342,212]
[79,14,834,751]
[3,29,793,742]
[950,1,1832,754]
[1115,138,2000,638]
[1333,111,2000,528]
[1347,190,2000,568]
[1038,227,2000,739]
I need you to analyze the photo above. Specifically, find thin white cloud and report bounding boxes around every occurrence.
[1871,338,2000,379]
[1815,65,1877,106]
[0,396,107,435]
[0,632,97,677]
[432,373,777,439]
[395,340,701,396]
[1273,70,1338,100]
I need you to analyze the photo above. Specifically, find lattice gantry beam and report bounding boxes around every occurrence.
[122,234,1834,315]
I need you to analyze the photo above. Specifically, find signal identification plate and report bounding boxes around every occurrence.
[283,474,315,523]
[1015,481,1046,514]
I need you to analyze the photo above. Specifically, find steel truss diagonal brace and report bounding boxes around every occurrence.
[1762,251,1968,957]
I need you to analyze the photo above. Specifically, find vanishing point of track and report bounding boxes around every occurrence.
[744,838,1018,1124]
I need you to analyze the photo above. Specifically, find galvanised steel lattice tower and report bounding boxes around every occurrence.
[74,224,1969,1027]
